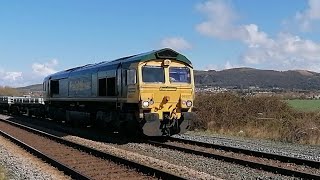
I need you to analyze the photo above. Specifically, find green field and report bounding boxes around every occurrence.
[286,99,320,111]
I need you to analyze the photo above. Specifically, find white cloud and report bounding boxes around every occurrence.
[160,37,192,51]
[196,0,320,72]
[196,0,273,47]
[242,32,320,70]
[3,72,23,81]
[295,0,320,31]
[0,59,59,87]
[204,61,240,71]
[196,0,241,40]
[0,69,23,87]
[204,64,219,71]
[242,24,274,48]
[32,59,58,76]
[224,61,236,69]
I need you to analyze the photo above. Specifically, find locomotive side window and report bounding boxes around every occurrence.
[142,66,164,83]
[107,77,116,96]
[98,78,107,96]
[127,69,136,85]
[51,80,59,95]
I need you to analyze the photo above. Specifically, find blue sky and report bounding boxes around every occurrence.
[1,0,320,87]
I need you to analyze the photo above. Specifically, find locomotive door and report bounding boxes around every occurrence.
[121,68,127,98]
[116,63,122,97]
[126,69,138,102]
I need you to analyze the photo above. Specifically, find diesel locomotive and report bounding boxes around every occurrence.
[1,48,195,136]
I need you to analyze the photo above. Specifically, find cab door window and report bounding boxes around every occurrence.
[127,69,136,85]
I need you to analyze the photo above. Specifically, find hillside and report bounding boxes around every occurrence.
[14,68,320,92]
[16,84,43,96]
[16,84,43,91]
[195,68,320,90]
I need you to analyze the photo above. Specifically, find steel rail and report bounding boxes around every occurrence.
[168,137,320,169]
[147,140,320,179]
[0,130,91,180]
[0,119,185,180]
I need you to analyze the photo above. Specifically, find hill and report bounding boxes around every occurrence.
[16,84,43,96]
[16,84,43,91]
[195,68,320,90]
[14,68,320,93]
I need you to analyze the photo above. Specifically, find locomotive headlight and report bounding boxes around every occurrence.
[186,100,193,107]
[163,59,171,66]
[142,101,149,108]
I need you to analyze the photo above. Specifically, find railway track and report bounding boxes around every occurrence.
[147,137,320,179]
[168,137,320,168]
[0,119,185,180]
[2,115,319,179]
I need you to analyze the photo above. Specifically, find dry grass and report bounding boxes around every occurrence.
[192,93,320,145]
[0,86,20,96]
[0,166,7,180]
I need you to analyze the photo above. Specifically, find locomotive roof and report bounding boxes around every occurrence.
[110,48,191,65]
[45,48,192,80]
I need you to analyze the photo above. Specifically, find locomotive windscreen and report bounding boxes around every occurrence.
[142,66,165,83]
[169,67,191,83]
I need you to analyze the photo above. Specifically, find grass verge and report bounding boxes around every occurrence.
[0,166,7,180]
[192,93,320,145]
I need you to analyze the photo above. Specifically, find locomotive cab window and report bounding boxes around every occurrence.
[169,67,191,83]
[142,66,164,83]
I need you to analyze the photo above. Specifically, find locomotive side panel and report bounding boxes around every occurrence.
[69,74,92,97]
[59,78,69,97]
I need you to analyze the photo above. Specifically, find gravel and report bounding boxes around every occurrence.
[63,135,300,180]
[118,143,300,180]
[64,136,218,180]
[173,132,320,162]
[0,136,70,180]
